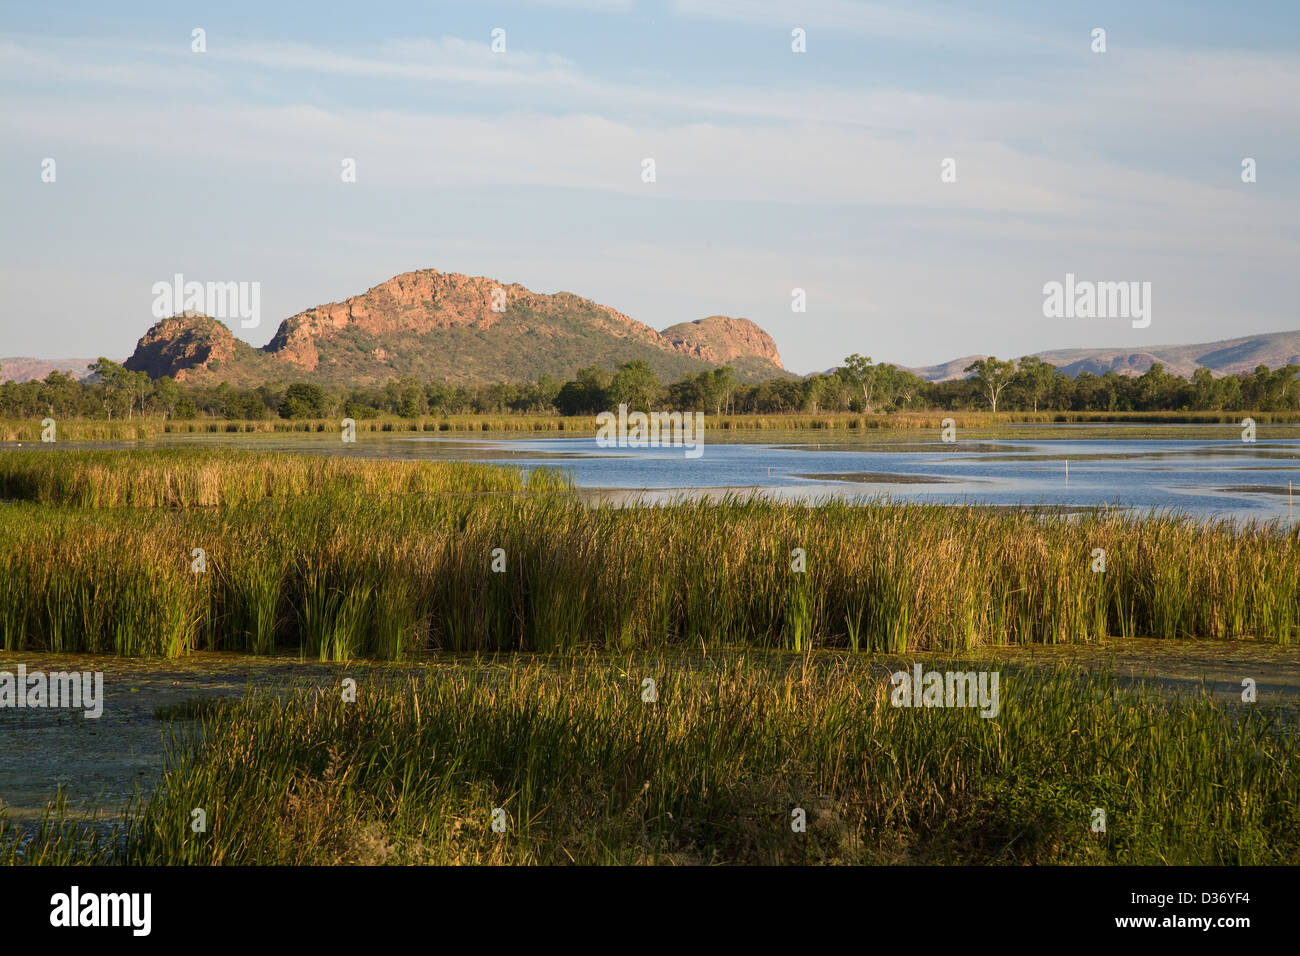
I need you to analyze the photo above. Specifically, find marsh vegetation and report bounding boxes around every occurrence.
[1,448,1296,865]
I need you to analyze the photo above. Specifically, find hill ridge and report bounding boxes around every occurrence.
[121,268,786,386]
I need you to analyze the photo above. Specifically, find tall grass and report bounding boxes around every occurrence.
[1,451,1298,656]
[0,448,557,507]
[6,655,1294,865]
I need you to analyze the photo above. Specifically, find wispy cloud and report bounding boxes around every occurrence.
[224,36,579,84]
[669,0,1059,48]
[509,0,634,9]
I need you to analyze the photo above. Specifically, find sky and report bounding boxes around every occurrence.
[2,0,1297,375]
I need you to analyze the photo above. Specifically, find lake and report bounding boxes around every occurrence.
[148,429,1300,524]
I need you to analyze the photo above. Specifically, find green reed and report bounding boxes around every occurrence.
[5,655,1291,865]
[1,451,1299,658]
[0,447,548,508]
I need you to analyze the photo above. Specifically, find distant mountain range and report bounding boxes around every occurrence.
[0,357,98,383]
[904,330,1300,382]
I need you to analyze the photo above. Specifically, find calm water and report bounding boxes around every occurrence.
[448,436,1300,521]
[200,432,1300,524]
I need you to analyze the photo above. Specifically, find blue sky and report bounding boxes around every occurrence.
[2,1,1297,374]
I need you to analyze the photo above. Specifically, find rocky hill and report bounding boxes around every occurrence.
[124,313,280,383]
[660,315,785,379]
[123,269,787,385]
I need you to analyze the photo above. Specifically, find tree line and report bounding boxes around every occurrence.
[2,355,1299,421]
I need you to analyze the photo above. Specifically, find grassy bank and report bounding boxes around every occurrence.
[0,415,588,442]
[0,447,566,508]
[2,450,1298,657]
[4,655,1296,865]
[6,409,1300,442]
